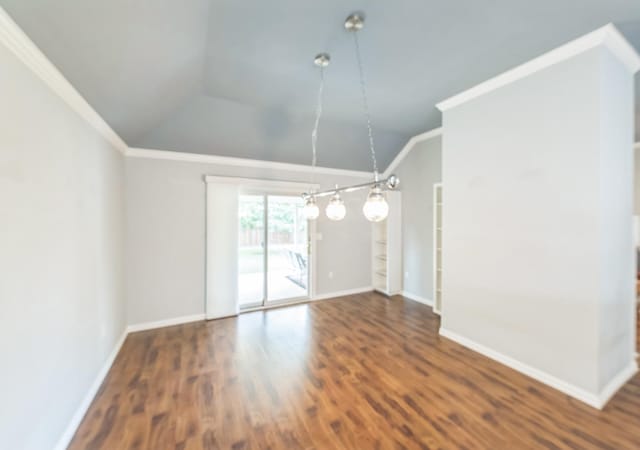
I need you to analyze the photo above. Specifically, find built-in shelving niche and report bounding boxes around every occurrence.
[372,191,401,296]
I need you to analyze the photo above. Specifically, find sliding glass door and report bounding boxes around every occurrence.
[267,196,308,303]
[238,194,309,309]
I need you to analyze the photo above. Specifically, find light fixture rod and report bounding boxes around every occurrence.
[303,175,399,200]
[346,12,379,178]
[309,53,329,189]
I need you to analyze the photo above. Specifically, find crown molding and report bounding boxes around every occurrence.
[127,147,373,179]
[437,24,640,112]
[0,7,128,154]
[204,175,319,193]
[382,127,442,178]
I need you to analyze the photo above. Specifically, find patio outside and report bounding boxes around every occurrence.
[239,195,308,307]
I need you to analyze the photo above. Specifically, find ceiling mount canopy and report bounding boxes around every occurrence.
[314,53,330,67]
[302,12,400,223]
[344,13,365,32]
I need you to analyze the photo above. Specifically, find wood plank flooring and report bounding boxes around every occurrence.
[69,293,640,449]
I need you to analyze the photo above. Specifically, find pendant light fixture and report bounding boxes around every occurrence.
[303,195,320,220]
[325,187,346,221]
[301,13,399,222]
[347,12,391,223]
[362,186,389,222]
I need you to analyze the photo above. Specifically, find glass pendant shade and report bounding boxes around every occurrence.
[363,187,389,222]
[303,197,320,220]
[326,193,346,221]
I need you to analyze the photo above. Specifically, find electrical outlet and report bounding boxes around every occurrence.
[405,271,409,279]
[328,271,334,279]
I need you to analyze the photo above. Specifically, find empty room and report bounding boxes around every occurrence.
[2,1,640,449]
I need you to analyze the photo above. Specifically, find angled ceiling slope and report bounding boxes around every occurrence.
[1,0,639,171]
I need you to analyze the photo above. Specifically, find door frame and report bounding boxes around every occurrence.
[205,176,318,313]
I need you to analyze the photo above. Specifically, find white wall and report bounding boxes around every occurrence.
[440,43,636,402]
[635,145,640,215]
[0,42,125,449]
[597,48,636,390]
[393,136,442,301]
[125,155,372,325]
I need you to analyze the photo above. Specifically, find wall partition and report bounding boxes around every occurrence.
[436,25,639,408]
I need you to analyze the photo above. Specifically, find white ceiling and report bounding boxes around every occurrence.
[2,0,639,170]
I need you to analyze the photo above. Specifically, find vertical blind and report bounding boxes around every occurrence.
[205,181,239,319]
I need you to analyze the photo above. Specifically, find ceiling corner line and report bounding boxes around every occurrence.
[0,6,128,156]
[602,23,640,74]
[382,127,443,178]
[435,24,616,112]
[127,147,373,179]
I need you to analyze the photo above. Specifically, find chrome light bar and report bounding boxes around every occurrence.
[302,174,399,200]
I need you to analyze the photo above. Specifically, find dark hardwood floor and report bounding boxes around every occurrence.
[69,293,640,449]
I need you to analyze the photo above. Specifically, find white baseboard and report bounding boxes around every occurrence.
[129,291,374,332]
[372,288,402,297]
[401,291,434,306]
[127,313,206,333]
[439,327,637,409]
[597,359,638,407]
[313,286,373,301]
[54,329,128,450]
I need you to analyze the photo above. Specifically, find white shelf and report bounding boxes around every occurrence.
[433,183,443,315]
[371,191,401,296]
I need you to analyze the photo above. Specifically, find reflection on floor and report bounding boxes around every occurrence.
[238,271,306,305]
[69,292,640,449]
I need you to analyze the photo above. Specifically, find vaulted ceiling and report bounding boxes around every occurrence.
[2,0,640,170]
